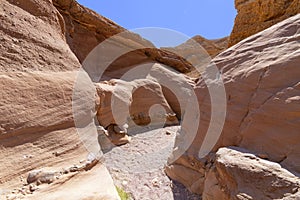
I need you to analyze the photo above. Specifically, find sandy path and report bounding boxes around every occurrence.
[102,126,201,200]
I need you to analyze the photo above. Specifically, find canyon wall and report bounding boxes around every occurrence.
[167,14,300,199]
[229,0,300,46]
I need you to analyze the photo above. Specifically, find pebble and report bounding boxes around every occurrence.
[29,184,37,192]
[122,180,128,186]
[23,155,33,159]
[6,194,17,200]
[69,166,79,172]
[151,178,160,187]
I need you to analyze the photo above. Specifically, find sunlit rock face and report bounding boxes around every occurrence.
[202,147,300,200]
[229,0,300,46]
[167,14,300,198]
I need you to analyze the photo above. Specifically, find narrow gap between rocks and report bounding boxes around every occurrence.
[98,125,201,200]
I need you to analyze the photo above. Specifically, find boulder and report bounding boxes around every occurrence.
[27,170,58,185]
[203,147,300,200]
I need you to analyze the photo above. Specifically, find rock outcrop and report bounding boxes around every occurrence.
[53,0,228,77]
[166,35,228,58]
[0,3,82,191]
[163,36,228,77]
[0,0,79,72]
[229,0,300,46]
[95,63,196,145]
[53,0,195,75]
[96,79,178,128]
[167,14,300,198]
[95,78,179,146]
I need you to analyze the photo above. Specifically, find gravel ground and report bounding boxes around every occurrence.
[101,126,201,200]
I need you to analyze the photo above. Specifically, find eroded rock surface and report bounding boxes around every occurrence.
[0,0,197,199]
[53,0,196,75]
[95,63,197,145]
[0,0,120,199]
[96,78,178,129]
[167,14,300,197]
[203,147,300,200]
[229,0,300,46]
[0,0,80,72]
[2,0,299,199]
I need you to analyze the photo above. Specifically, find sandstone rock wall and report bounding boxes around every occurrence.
[0,1,122,199]
[0,0,196,197]
[3,0,299,198]
[0,0,80,72]
[167,14,300,198]
[229,0,300,46]
[53,0,228,76]
[53,0,125,63]
[95,63,196,130]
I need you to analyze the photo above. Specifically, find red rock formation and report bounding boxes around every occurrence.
[167,14,300,198]
[53,0,194,74]
[0,1,195,198]
[229,0,300,46]
[203,147,300,199]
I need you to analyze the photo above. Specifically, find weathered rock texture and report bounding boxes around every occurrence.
[53,0,195,75]
[95,63,196,145]
[53,0,228,77]
[0,0,117,199]
[229,0,300,46]
[202,147,300,200]
[167,14,300,198]
[53,0,125,63]
[0,0,79,72]
[1,0,197,198]
[96,79,178,128]
[3,0,300,198]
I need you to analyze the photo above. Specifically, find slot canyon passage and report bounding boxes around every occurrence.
[0,0,300,200]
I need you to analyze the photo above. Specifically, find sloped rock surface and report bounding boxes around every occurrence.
[52,0,126,63]
[0,0,120,199]
[166,35,228,58]
[0,0,80,72]
[0,72,76,136]
[95,63,195,134]
[162,36,228,78]
[53,0,228,76]
[167,14,300,197]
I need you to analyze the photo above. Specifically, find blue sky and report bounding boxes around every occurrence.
[77,1,237,46]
